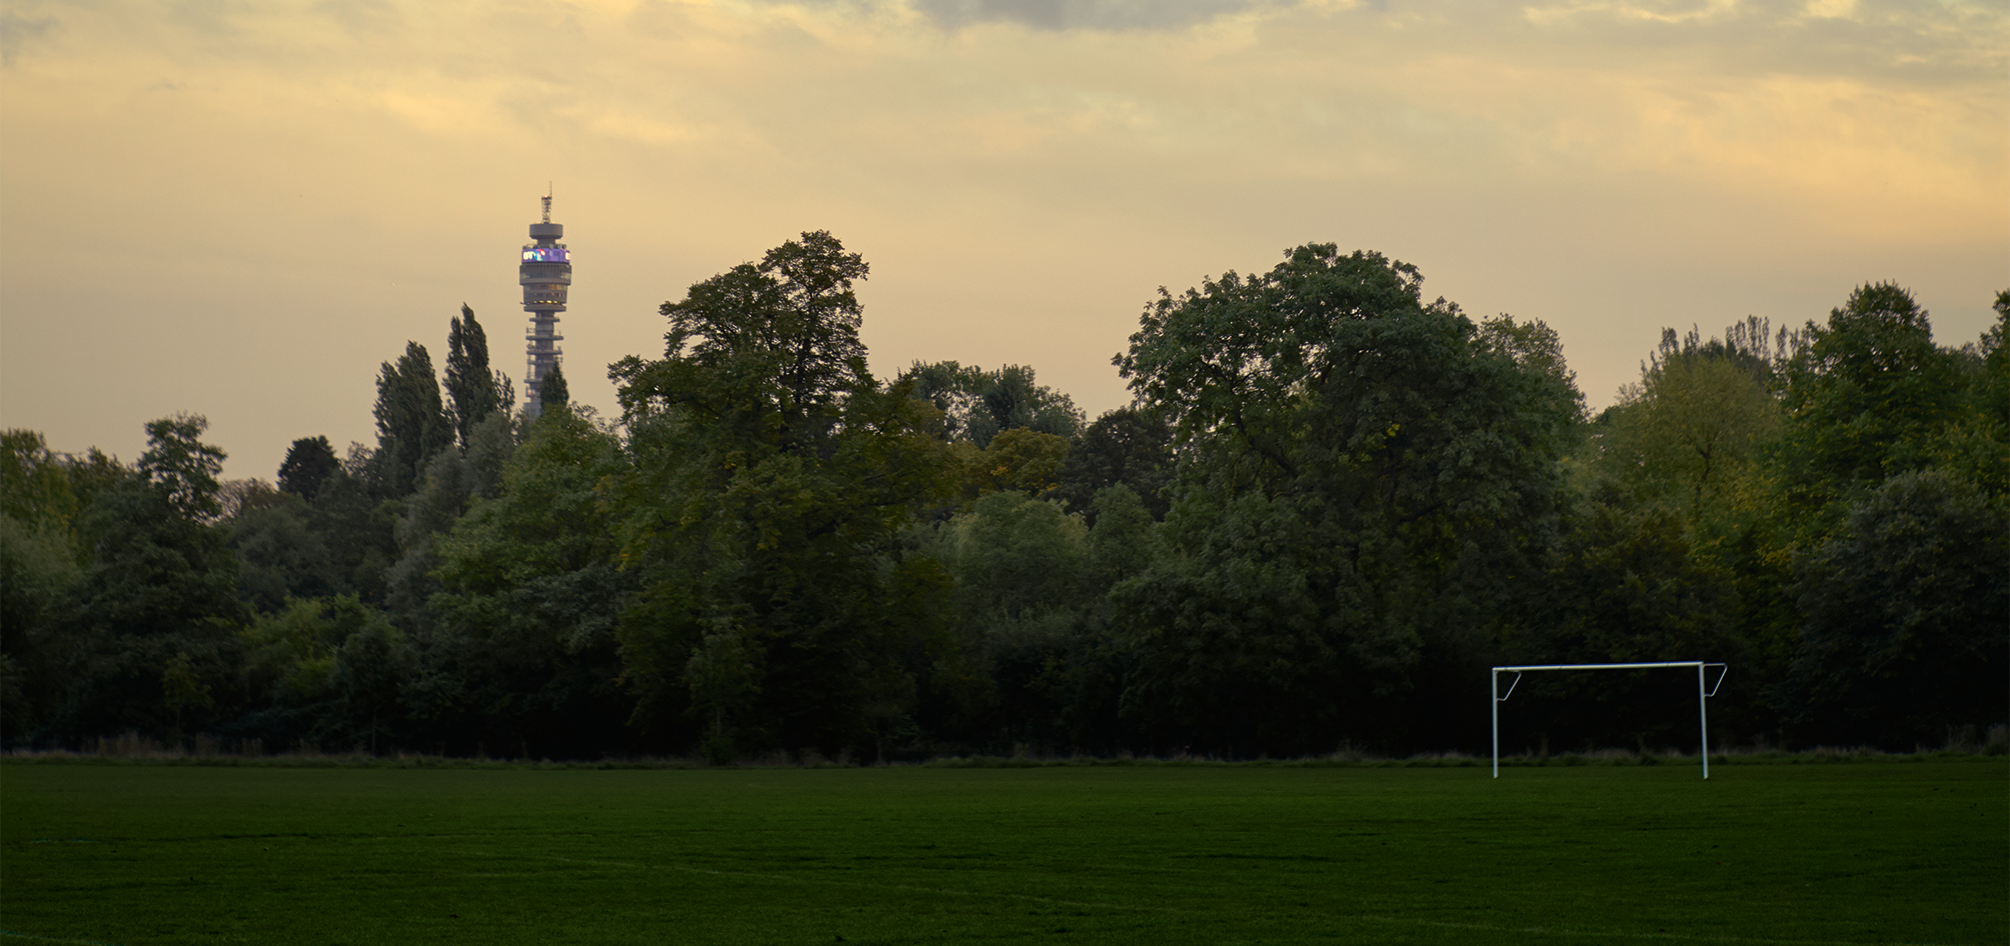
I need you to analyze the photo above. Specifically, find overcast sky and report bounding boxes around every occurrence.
[2,0,2003,482]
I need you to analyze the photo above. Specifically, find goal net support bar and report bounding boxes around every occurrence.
[1491,661,1727,779]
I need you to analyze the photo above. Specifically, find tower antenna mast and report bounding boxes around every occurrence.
[520,187,570,419]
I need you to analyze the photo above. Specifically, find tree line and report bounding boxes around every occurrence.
[3,233,2003,760]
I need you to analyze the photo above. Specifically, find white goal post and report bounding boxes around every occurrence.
[1491,661,1727,779]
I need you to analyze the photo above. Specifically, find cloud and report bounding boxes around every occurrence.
[917,0,1267,32]
[311,0,401,37]
[1519,0,2003,82]
[0,12,57,66]
[165,0,250,36]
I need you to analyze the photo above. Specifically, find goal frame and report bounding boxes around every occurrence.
[1491,661,1727,779]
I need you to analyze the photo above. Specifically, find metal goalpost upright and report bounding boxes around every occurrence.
[1491,661,1727,779]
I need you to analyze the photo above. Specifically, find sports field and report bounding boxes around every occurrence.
[2,759,2002,945]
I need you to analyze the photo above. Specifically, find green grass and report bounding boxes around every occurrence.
[2,760,2002,945]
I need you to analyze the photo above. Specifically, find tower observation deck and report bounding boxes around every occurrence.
[520,191,571,419]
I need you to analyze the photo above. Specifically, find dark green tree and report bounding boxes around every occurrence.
[1051,407,1174,522]
[1927,292,2010,499]
[760,230,873,414]
[231,492,340,612]
[900,361,1084,447]
[236,595,386,748]
[1780,283,1962,513]
[160,650,214,740]
[632,228,872,453]
[1569,320,1800,741]
[1783,470,2007,747]
[1589,325,1784,523]
[538,361,570,416]
[968,428,1071,497]
[1521,482,1749,750]
[915,490,1089,751]
[306,465,396,605]
[1,430,80,528]
[1110,246,1581,755]
[57,418,243,740]
[372,342,453,497]
[382,445,476,633]
[610,231,955,756]
[277,436,340,502]
[901,361,985,440]
[427,407,635,758]
[445,304,511,449]
[334,618,413,754]
[0,431,84,744]
[1985,289,2009,418]
[968,365,1082,447]
[138,413,228,520]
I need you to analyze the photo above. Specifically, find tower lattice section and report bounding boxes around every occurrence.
[520,192,570,419]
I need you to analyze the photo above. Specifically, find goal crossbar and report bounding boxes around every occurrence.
[1491,661,1727,779]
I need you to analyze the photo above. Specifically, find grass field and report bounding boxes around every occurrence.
[2,759,2002,945]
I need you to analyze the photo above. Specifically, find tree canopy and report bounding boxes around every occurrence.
[1111,245,1583,753]
[3,239,2000,762]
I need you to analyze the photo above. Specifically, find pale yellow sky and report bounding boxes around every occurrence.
[2,0,2004,481]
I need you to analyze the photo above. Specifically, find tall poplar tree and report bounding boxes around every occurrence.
[373,342,453,498]
[445,304,510,449]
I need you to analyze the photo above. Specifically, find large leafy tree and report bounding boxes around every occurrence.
[901,361,1084,447]
[1520,481,1754,751]
[914,490,1089,752]
[610,231,954,757]
[1567,321,1796,738]
[628,229,873,454]
[366,342,464,628]
[0,430,85,742]
[965,428,1071,498]
[1929,292,2010,499]
[58,417,244,740]
[1783,470,2007,747]
[1984,289,2009,416]
[966,365,1083,447]
[1780,283,1961,513]
[307,461,397,606]
[1,430,80,528]
[138,414,228,520]
[230,492,340,612]
[1051,406,1174,522]
[1589,324,1786,523]
[427,408,635,758]
[1110,246,1581,755]
[236,595,389,749]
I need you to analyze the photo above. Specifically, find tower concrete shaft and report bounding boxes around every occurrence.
[520,193,570,419]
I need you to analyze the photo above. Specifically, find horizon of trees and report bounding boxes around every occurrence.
[3,234,2004,761]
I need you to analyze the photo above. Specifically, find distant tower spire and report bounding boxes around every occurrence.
[520,190,570,419]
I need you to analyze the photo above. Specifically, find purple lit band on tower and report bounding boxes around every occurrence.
[520,192,570,419]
